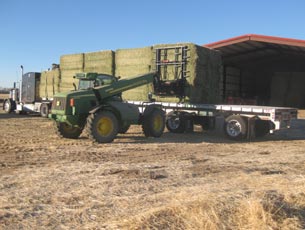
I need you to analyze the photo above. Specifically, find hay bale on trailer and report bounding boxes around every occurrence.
[84,50,115,75]
[59,51,115,92]
[153,43,222,103]
[115,46,154,101]
[116,43,223,103]
[59,53,85,92]
[39,68,61,99]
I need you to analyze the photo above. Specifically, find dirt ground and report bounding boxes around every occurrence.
[0,106,305,229]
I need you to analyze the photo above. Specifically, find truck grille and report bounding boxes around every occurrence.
[52,97,66,111]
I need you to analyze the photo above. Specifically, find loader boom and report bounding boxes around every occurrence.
[92,72,158,103]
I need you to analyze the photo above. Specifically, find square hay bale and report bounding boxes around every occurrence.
[153,43,222,104]
[59,69,82,91]
[60,53,84,70]
[115,47,154,101]
[39,69,61,98]
[114,43,222,103]
[84,50,115,75]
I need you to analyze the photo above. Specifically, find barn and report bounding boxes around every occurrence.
[205,34,305,108]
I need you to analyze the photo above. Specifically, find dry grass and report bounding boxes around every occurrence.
[0,110,305,229]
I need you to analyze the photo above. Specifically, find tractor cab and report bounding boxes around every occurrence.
[75,73,118,90]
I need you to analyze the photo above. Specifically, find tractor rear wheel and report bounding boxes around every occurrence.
[55,122,82,139]
[119,124,130,134]
[86,111,118,143]
[142,108,165,137]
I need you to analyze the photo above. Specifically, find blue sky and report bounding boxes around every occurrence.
[1,0,305,87]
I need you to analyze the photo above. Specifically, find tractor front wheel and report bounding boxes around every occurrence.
[55,122,82,139]
[86,111,119,143]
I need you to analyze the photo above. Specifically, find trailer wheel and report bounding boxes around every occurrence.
[142,108,165,137]
[3,99,13,113]
[86,111,118,143]
[255,120,270,137]
[166,111,186,133]
[224,115,247,140]
[40,103,49,117]
[55,122,82,139]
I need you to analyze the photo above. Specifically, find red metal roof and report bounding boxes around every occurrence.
[205,34,305,49]
[204,34,305,65]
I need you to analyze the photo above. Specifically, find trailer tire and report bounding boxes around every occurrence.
[142,108,165,137]
[224,115,247,140]
[255,120,270,137]
[86,111,118,143]
[55,122,82,139]
[166,111,186,133]
[40,103,49,117]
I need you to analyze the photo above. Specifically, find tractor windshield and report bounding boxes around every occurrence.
[78,79,95,90]
[78,74,118,90]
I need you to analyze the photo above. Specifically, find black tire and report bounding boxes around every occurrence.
[40,103,49,117]
[166,111,186,133]
[255,120,270,137]
[55,122,82,139]
[224,115,247,140]
[142,108,165,137]
[86,111,118,143]
[119,124,130,134]
[3,99,13,113]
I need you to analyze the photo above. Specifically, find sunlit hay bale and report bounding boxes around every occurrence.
[60,53,84,70]
[39,68,61,98]
[84,50,115,75]
[115,46,154,101]
[59,69,82,92]
[153,43,223,104]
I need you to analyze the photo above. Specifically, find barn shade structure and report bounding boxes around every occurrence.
[205,34,305,108]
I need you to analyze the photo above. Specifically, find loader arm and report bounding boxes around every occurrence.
[92,72,158,103]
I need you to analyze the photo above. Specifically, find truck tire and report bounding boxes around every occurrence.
[55,122,82,139]
[3,99,13,113]
[142,108,165,137]
[40,103,49,117]
[86,111,119,143]
[224,115,247,140]
[255,120,270,137]
[166,111,186,133]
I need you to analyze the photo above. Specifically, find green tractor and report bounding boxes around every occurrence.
[49,72,166,143]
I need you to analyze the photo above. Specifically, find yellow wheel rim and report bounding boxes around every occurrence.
[153,114,162,131]
[97,117,113,136]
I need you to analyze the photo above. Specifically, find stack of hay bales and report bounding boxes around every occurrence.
[115,43,222,103]
[154,43,222,103]
[84,50,114,75]
[60,53,84,92]
[115,46,154,101]
[59,51,115,92]
[56,43,222,103]
[39,68,60,99]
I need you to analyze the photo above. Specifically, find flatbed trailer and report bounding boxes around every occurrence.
[129,101,298,140]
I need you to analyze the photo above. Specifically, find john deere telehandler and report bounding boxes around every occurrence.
[49,72,173,143]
